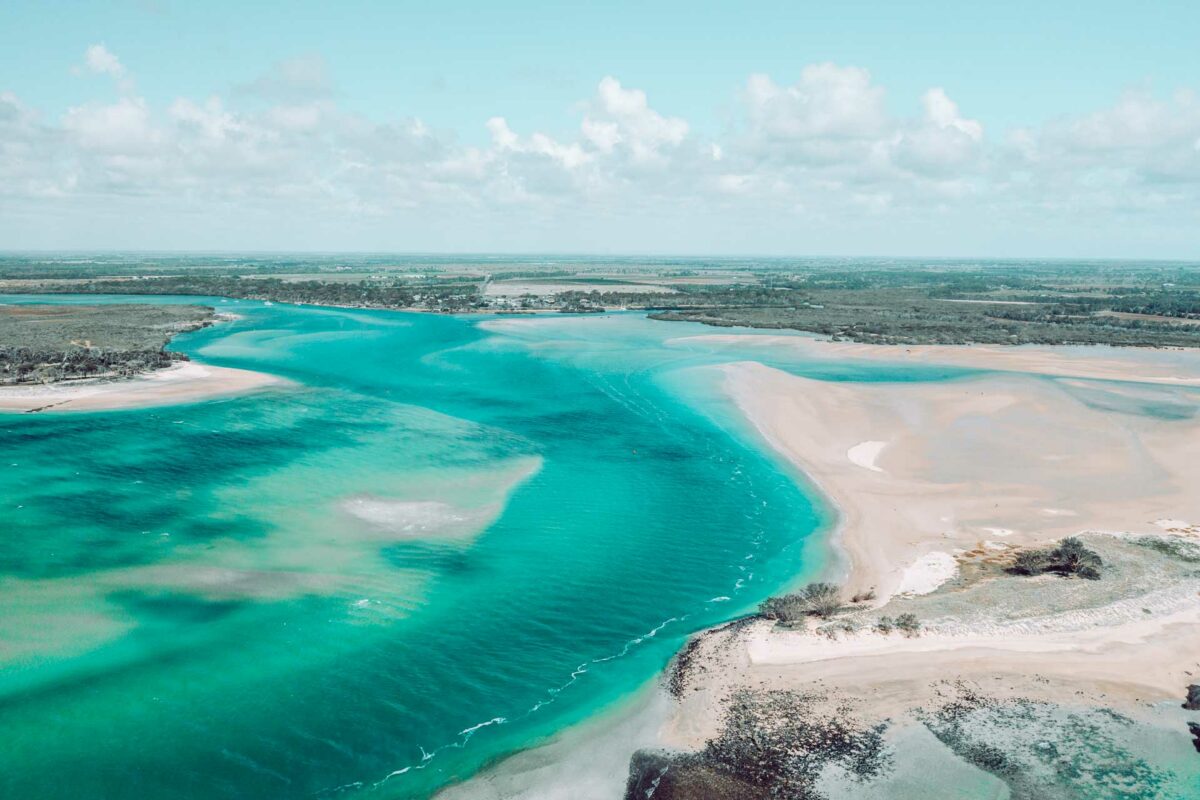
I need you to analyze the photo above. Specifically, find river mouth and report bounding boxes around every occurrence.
[0,298,836,799]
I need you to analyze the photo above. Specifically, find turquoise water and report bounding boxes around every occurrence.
[0,298,859,799]
[4,297,1198,799]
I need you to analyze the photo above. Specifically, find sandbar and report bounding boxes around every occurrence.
[0,361,283,413]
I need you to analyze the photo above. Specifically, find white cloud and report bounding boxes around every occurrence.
[486,116,519,149]
[890,88,986,176]
[84,44,126,78]
[63,96,158,153]
[923,88,983,141]
[581,77,688,161]
[3,53,1199,253]
[78,44,135,94]
[744,64,888,140]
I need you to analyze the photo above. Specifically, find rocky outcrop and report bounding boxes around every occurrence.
[1183,684,1200,710]
[624,750,767,800]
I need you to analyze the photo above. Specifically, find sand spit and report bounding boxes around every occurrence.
[0,361,283,413]
[644,530,1200,799]
[720,360,1200,600]
[626,339,1200,798]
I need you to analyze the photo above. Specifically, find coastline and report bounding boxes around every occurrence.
[639,337,1200,797]
[717,358,1200,601]
[672,333,1200,385]
[0,361,284,413]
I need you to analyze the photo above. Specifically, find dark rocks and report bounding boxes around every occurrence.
[701,689,890,798]
[626,689,890,800]
[1188,722,1200,754]
[667,617,756,698]
[667,637,704,699]
[624,750,766,800]
[1183,684,1200,710]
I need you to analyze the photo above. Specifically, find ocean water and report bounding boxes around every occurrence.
[0,298,849,799]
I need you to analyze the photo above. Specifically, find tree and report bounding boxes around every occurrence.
[894,613,921,637]
[1051,537,1103,580]
[1010,549,1050,576]
[1007,537,1103,580]
[758,582,844,623]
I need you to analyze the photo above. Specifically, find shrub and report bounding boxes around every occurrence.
[874,616,894,635]
[1052,537,1103,579]
[819,619,860,639]
[894,613,921,637]
[802,582,844,618]
[758,582,844,623]
[759,594,811,622]
[1010,549,1051,576]
[1007,537,1103,580]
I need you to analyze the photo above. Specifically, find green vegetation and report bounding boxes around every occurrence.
[1133,536,1200,563]
[0,304,212,384]
[1008,537,1104,580]
[894,612,922,636]
[0,275,483,313]
[759,582,843,622]
[2,255,1198,347]
[874,613,922,637]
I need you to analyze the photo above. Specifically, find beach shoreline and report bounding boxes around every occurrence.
[0,361,284,413]
[426,334,1200,797]
[634,336,1200,797]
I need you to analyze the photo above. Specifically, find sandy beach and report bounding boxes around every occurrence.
[0,361,283,413]
[642,337,1200,796]
[720,358,1200,600]
[432,336,1200,798]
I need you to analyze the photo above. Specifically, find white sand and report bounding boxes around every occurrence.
[893,551,957,596]
[654,338,1200,762]
[719,359,1200,599]
[846,440,887,472]
[0,361,282,413]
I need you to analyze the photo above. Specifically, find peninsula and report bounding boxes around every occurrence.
[0,303,280,412]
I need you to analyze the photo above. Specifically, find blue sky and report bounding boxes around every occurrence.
[1,1,1198,255]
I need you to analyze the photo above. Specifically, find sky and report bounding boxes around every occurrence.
[1,0,1198,257]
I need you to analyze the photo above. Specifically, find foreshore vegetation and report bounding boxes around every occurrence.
[0,304,213,385]
[3,255,1199,347]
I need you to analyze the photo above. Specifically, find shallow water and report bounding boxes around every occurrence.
[1,299,854,799]
[6,297,1200,798]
